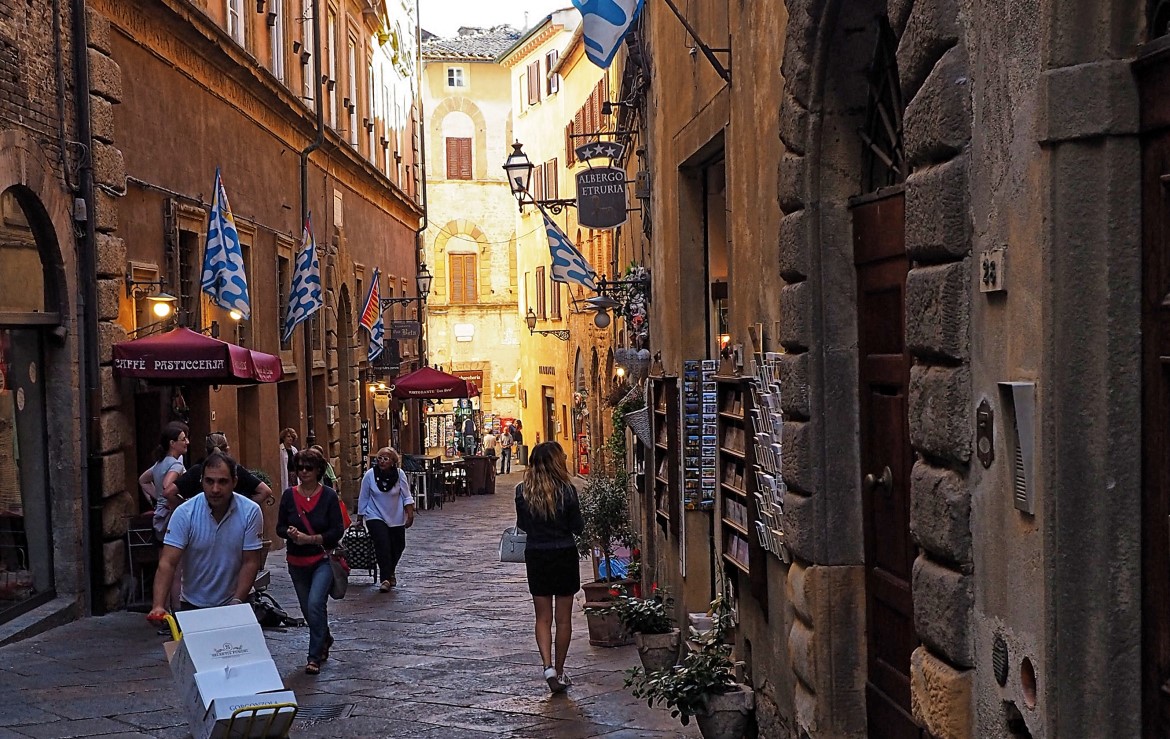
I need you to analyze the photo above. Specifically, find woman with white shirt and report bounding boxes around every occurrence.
[357,447,415,592]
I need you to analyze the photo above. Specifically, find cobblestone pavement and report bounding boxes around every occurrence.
[0,471,700,738]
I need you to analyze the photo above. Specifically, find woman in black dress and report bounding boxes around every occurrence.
[515,441,584,693]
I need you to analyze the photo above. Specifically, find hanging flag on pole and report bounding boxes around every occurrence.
[572,0,645,69]
[359,267,385,362]
[541,207,599,291]
[200,168,252,319]
[281,214,323,344]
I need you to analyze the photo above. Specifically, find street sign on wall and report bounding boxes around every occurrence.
[576,166,628,228]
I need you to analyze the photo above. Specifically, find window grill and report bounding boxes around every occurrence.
[859,17,907,194]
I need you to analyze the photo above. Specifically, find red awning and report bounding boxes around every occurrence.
[392,366,481,399]
[112,327,283,385]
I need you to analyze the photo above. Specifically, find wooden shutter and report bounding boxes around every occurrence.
[566,124,575,166]
[546,50,560,94]
[536,266,547,319]
[527,60,541,104]
[547,159,558,199]
[449,254,477,304]
[446,137,472,180]
[550,279,562,319]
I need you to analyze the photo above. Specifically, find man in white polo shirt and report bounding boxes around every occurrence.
[148,451,264,617]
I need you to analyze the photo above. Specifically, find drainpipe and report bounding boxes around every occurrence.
[414,0,428,369]
[301,0,325,446]
[69,0,103,614]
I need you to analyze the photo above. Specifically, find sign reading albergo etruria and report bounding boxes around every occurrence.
[574,140,628,229]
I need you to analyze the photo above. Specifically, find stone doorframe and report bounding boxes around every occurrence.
[776,0,975,735]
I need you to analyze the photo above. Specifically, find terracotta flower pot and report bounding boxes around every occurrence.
[582,579,634,647]
[633,628,681,673]
[695,684,755,739]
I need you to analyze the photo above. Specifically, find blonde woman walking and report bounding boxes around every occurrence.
[515,441,584,693]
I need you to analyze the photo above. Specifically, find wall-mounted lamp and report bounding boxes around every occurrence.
[502,141,577,214]
[125,276,178,318]
[378,263,433,311]
[525,308,570,341]
[372,390,391,418]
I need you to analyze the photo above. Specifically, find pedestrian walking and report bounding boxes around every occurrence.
[278,428,299,493]
[514,441,584,693]
[357,447,415,592]
[483,427,498,464]
[276,447,344,675]
[171,432,273,507]
[147,451,264,619]
[499,428,513,473]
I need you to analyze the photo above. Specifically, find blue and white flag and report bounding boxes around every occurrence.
[542,208,598,290]
[572,0,644,69]
[200,168,252,319]
[281,214,323,344]
[359,267,384,362]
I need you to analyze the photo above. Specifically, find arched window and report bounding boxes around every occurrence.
[859,18,906,194]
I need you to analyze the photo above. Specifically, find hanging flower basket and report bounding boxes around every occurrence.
[625,407,653,448]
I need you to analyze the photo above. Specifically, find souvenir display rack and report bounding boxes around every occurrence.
[650,375,681,539]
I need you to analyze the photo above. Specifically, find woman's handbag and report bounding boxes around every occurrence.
[340,524,376,571]
[296,506,350,600]
[499,526,527,563]
[326,546,350,600]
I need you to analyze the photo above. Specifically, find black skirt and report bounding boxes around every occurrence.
[524,546,581,597]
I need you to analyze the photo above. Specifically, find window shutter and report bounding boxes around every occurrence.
[527,61,541,104]
[463,255,477,302]
[548,159,558,199]
[445,137,458,179]
[450,254,464,303]
[536,266,546,319]
[546,51,560,94]
[566,124,575,166]
[457,138,472,179]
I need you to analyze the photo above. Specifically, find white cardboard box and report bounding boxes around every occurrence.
[164,604,297,739]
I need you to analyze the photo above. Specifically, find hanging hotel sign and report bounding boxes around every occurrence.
[574,140,628,229]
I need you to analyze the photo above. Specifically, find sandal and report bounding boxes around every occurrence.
[304,660,320,675]
[379,580,391,593]
[321,634,334,661]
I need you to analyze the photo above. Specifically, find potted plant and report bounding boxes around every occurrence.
[626,595,755,739]
[576,470,637,646]
[589,585,681,673]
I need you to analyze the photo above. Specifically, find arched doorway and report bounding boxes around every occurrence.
[0,185,67,623]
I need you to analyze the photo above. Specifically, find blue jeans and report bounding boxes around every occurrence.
[499,447,512,473]
[288,559,333,662]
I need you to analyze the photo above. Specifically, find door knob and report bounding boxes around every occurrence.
[864,465,893,494]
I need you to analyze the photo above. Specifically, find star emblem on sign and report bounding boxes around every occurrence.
[587,144,606,159]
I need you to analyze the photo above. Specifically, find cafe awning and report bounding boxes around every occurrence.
[112,326,283,384]
[391,366,481,399]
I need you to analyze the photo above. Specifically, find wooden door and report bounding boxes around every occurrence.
[853,191,922,738]
[1138,41,1170,739]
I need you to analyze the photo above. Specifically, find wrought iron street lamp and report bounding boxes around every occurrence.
[579,272,652,328]
[503,141,577,214]
[379,262,433,311]
[525,308,571,341]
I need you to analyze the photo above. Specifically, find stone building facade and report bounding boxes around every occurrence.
[621,0,1154,736]
[421,26,522,439]
[85,0,423,614]
[0,0,88,641]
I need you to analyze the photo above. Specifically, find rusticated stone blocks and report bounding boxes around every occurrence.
[779,152,807,214]
[904,45,972,168]
[92,141,125,190]
[95,233,126,278]
[97,278,120,322]
[913,554,974,666]
[906,259,970,363]
[99,409,129,455]
[97,320,127,364]
[778,351,810,420]
[779,92,810,156]
[88,48,122,104]
[897,0,961,103]
[101,489,137,539]
[779,281,812,352]
[910,461,972,566]
[779,209,810,283]
[781,420,814,494]
[906,155,971,263]
[102,538,125,586]
[910,647,973,739]
[909,363,972,464]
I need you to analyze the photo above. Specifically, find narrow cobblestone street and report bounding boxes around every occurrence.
[0,472,699,738]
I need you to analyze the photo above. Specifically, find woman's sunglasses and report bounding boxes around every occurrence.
[296,464,317,472]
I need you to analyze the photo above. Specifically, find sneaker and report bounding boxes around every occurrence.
[556,673,572,691]
[543,666,559,692]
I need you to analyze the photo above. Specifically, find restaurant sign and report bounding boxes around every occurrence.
[390,320,421,339]
[576,166,628,229]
